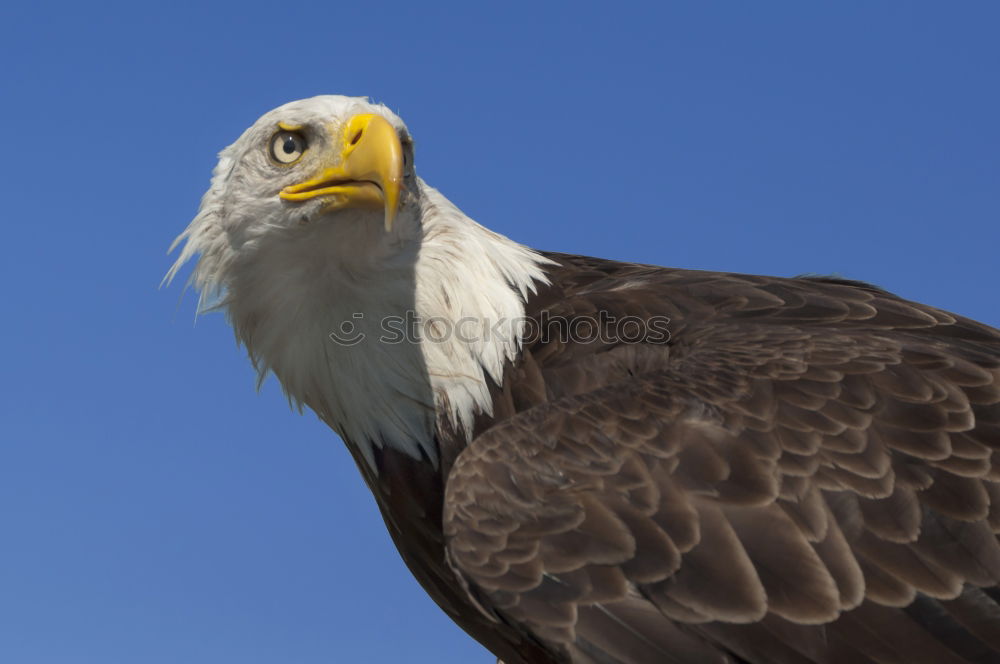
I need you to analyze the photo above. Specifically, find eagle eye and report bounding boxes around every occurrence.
[270,130,307,164]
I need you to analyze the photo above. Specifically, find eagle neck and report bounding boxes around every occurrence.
[224,181,549,475]
[399,182,551,466]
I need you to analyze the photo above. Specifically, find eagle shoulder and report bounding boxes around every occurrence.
[443,255,1000,664]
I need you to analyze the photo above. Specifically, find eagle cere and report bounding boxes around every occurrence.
[168,96,1000,664]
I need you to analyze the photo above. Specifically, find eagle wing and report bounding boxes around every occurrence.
[443,257,1000,664]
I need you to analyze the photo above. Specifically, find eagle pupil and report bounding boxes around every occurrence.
[283,136,297,154]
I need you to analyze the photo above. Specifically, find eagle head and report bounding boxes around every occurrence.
[165,95,418,305]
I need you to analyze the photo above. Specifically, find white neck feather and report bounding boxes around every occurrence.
[219,181,550,470]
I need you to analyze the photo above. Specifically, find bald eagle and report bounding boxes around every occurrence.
[168,96,1000,664]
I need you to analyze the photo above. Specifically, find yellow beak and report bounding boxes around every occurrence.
[280,113,403,231]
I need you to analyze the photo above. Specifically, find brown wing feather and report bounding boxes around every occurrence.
[444,254,1000,664]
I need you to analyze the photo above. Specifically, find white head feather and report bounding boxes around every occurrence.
[167,95,550,470]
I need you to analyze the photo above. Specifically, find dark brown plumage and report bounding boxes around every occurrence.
[362,253,1000,664]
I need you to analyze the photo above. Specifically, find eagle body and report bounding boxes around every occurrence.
[170,96,1000,664]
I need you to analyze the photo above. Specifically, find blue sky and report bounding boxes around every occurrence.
[1,2,998,663]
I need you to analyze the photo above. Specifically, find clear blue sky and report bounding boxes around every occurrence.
[2,2,998,663]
